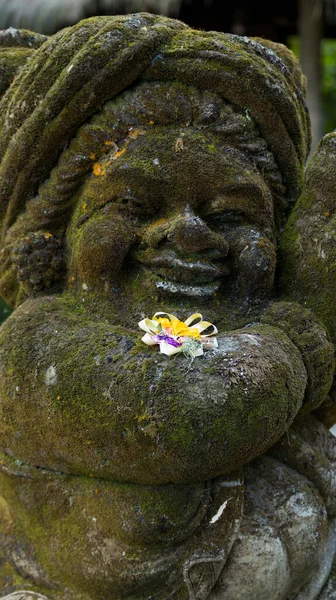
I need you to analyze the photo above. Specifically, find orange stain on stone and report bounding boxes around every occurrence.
[129,129,141,139]
[93,163,106,176]
[147,218,167,230]
[112,147,127,160]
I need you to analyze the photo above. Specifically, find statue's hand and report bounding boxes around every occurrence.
[262,301,334,413]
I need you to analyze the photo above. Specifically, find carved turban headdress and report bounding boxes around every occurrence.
[0,13,310,305]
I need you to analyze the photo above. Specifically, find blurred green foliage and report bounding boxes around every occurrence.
[289,36,336,134]
[321,39,336,133]
[0,297,12,324]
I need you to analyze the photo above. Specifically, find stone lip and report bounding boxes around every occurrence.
[140,254,227,278]
[136,250,230,294]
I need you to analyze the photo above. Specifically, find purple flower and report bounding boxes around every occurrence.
[154,333,183,347]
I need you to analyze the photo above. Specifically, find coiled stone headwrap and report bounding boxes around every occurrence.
[0,13,310,305]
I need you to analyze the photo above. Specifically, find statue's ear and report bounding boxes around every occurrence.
[279,133,336,345]
[0,27,47,99]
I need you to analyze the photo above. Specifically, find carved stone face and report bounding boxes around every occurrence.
[67,83,277,329]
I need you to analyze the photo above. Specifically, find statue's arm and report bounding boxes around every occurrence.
[0,293,328,486]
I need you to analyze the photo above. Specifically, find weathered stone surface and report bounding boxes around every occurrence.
[270,414,336,517]
[0,28,47,100]
[0,297,308,484]
[0,13,334,600]
[211,455,335,600]
[318,555,336,599]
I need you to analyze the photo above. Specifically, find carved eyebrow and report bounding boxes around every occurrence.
[109,165,163,200]
[75,185,161,229]
[206,184,274,229]
[75,194,143,228]
[209,183,273,211]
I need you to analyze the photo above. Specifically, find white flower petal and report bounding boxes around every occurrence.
[195,321,218,336]
[159,341,182,356]
[138,318,158,334]
[141,333,158,346]
[185,313,203,326]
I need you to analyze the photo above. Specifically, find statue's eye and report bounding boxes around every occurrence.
[115,195,161,220]
[205,210,246,229]
[99,195,159,221]
[99,196,148,219]
[116,196,144,212]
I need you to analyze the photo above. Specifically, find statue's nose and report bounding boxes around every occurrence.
[167,207,229,256]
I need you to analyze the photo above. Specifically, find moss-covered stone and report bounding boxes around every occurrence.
[0,13,334,600]
[0,28,47,100]
[262,301,334,413]
[0,14,309,306]
[0,449,244,599]
[0,47,33,99]
[0,295,307,484]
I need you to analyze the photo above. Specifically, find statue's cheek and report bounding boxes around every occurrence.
[234,236,276,298]
[72,218,136,284]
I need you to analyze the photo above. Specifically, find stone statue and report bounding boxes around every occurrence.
[0,14,335,600]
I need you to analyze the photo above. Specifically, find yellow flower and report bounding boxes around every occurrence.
[154,316,201,339]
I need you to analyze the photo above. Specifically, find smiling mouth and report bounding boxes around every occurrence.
[137,254,230,297]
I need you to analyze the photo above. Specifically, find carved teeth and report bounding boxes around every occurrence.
[155,280,221,297]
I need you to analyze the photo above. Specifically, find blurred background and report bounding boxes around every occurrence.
[0,0,335,325]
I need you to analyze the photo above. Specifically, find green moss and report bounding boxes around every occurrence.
[0,47,34,98]
[0,295,309,489]
[207,143,217,153]
[0,449,201,599]
[0,550,42,596]
[262,301,334,413]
